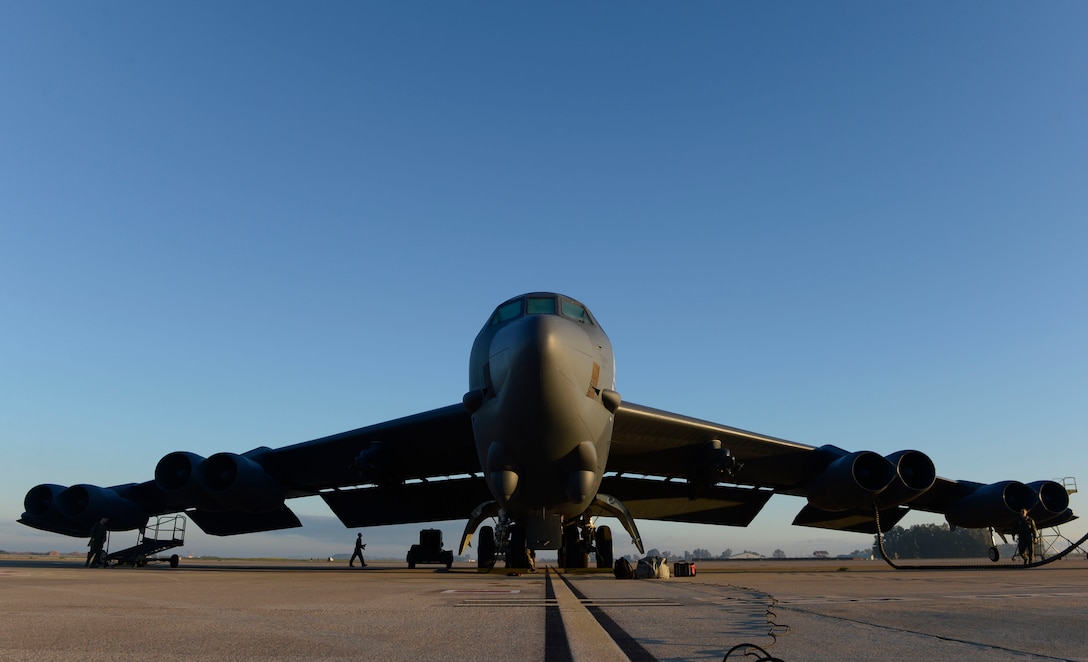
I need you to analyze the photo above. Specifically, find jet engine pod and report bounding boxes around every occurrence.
[19,485,91,536]
[23,483,66,517]
[56,484,147,531]
[195,452,284,513]
[806,449,895,512]
[155,451,219,509]
[1028,480,1071,525]
[945,480,1038,529]
[875,450,937,507]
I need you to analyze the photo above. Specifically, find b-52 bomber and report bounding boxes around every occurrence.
[20,292,1075,569]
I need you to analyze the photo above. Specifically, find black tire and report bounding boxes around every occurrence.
[595,526,614,568]
[561,525,587,568]
[169,554,180,568]
[506,526,532,569]
[988,546,1000,562]
[478,526,496,570]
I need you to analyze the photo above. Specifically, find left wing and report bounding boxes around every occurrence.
[21,404,484,537]
[608,401,1074,534]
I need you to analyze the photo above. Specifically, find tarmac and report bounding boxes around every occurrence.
[2,555,1087,661]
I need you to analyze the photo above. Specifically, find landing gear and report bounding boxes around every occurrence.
[561,524,589,568]
[987,526,1006,563]
[595,526,613,568]
[475,517,533,571]
[478,525,496,570]
[558,517,613,569]
[505,526,534,570]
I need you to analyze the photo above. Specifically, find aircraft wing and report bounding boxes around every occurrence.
[20,404,486,537]
[607,401,1074,534]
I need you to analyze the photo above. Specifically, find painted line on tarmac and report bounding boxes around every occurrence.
[548,568,631,662]
[553,569,659,662]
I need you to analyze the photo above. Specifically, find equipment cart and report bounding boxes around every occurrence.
[406,528,454,569]
[105,514,186,568]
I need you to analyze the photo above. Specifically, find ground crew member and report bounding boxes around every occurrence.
[1013,508,1038,565]
[349,533,367,568]
[86,516,109,568]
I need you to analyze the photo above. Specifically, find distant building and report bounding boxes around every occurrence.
[731,551,764,560]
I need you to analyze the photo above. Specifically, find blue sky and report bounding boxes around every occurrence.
[2,2,1086,560]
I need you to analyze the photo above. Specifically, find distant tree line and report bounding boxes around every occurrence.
[627,548,736,561]
[873,523,990,559]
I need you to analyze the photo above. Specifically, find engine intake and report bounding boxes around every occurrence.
[1028,480,1070,526]
[195,452,284,513]
[876,450,936,507]
[945,480,1038,529]
[155,451,219,509]
[806,449,895,512]
[23,484,66,518]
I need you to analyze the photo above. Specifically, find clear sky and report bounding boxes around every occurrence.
[2,2,1086,561]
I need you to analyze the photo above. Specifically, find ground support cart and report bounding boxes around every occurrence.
[407,528,454,569]
[105,514,186,568]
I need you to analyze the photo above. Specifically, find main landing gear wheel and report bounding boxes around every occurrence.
[478,526,495,570]
[505,526,533,570]
[561,525,588,568]
[595,525,613,568]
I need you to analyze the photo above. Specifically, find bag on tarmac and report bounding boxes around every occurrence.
[613,558,634,579]
[635,555,670,579]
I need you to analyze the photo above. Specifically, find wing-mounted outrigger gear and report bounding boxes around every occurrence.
[458,500,500,555]
[590,492,644,555]
[986,527,1009,562]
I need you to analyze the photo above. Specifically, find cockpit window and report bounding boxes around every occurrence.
[560,298,590,324]
[526,296,556,315]
[490,300,522,325]
[489,295,593,326]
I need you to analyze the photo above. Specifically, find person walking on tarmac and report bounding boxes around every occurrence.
[1013,508,1038,565]
[86,516,109,568]
[349,533,367,568]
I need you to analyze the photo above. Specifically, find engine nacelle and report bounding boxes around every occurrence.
[23,483,66,518]
[155,451,219,509]
[875,450,937,507]
[1028,480,1070,526]
[20,484,92,537]
[806,449,895,512]
[55,484,147,531]
[195,452,284,513]
[945,480,1038,529]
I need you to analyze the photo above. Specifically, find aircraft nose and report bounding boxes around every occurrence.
[487,314,589,395]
